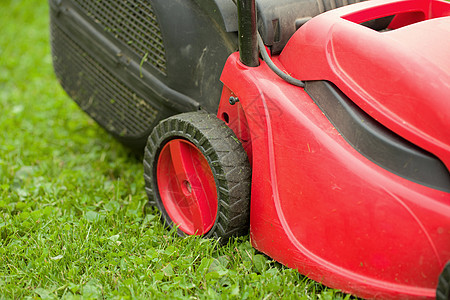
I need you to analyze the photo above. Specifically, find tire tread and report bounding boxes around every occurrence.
[143,112,251,243]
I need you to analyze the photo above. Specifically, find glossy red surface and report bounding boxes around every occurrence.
[279,0,450,170]
[217,1,450,297]
[157,139,218,235]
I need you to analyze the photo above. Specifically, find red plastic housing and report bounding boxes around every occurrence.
[280,0,450,170]
[217,0,450,298]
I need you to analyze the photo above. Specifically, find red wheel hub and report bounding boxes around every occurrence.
[157,139,218,235]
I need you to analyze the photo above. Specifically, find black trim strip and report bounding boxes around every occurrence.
[306,81,450,193]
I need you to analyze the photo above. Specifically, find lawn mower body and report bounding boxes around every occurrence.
[49,0,450,298]
[216,0,450,298]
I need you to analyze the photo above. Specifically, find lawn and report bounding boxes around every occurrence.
[0,1,352,299]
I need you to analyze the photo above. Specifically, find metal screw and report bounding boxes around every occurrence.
[229,96,240,105]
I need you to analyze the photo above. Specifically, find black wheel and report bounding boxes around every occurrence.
[143,112,251,242]
[437,262,450,300]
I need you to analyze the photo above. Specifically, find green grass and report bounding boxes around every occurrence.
[0,1,353,299]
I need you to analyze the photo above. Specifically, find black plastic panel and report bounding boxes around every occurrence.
[51,24,158,138]
[72,0,167,75]
[49,0,237,152]
[306,81,450,192]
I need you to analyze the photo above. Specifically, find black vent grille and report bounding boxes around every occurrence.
[51,24,157,138]
[73,0,167,75]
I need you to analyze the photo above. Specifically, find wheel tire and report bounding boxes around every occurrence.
[143,112,251,242]
[437,262,450,300]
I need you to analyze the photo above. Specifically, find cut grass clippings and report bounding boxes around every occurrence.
[0,1,355,299]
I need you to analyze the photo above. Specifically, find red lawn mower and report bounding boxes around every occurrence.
[49,0,450,298]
